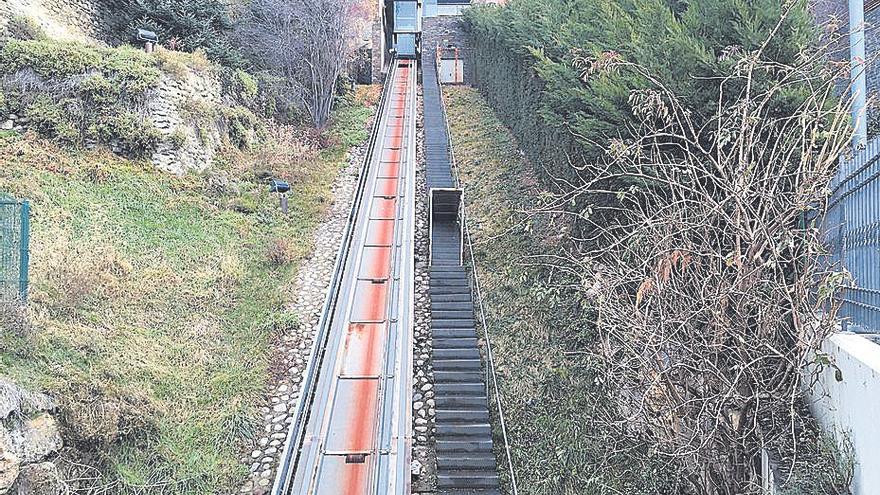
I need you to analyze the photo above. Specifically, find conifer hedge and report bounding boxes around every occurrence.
[463,0,817,181]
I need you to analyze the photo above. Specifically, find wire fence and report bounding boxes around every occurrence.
[825,137,880,333]
[0,198,30,304]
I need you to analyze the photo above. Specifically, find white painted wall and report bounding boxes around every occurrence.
[807,333,880,494]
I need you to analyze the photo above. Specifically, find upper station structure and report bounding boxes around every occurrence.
[370,0,473,81]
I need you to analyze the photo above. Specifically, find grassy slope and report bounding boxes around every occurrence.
[445,86,667,495]
[0,87,378,493]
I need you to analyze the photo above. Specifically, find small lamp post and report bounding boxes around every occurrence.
[270,179,291,215]
[137,29,159,53]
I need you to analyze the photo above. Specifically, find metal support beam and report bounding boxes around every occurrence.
[850,0,869,148]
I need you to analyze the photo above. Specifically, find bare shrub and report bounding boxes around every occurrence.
[0,301,32,337]
[239,0,367,128]
[533,20,854,495]
[266,238,294,266]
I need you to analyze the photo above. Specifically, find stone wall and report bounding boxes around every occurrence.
[0,380,64,495]
[147,69,225,175]
[0,0,126,45]
[422,15,473,85]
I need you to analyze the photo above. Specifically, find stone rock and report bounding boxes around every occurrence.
[0,435,20,495]
[0,380,52,421]
[5,414,62,464]
[13,462,63,495]
[0,380,23,420]
[1,121,13,131]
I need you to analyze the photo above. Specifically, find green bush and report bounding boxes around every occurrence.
[90,112,161,157]
[222,106,258,149]
[233,69,258,105]
[0,39,162,157]
[79,73,119,106]
[0,40,104,79]
[118,0,244,67]
[5,15,48,41]
[0,40,160,92]
[24,96,79,145]
[464,0,817,182]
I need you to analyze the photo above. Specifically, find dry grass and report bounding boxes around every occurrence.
[0,87,377,493]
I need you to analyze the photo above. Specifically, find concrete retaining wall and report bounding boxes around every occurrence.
[807,333,880,494]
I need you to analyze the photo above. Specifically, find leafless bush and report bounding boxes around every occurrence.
[0,301,32,337]
[533,22,854,495]
[239,0,367,128]
[266,237,294,266]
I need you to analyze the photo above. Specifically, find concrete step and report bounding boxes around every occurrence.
[437,454,497,472]
[434,371,484,384]
[434,319,475,328]
[435,382,486,397]
[431,301,473,312]
[433,310,474,320]
[435,395,489,409]
[435,408,490,424]
[436,438,494,454]
[436,423,492,438]
[430,286,470,296]
[437,472,500,489]
[433,359,482,372]
[433,348,480,360]
[433,328,477,339]
[431,292,473,304]
[434,337,478,349]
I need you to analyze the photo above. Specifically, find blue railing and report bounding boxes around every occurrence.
[826,137,880,333]
[0,198,30,304]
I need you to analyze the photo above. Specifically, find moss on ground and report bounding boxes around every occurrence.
[0,86,379,494]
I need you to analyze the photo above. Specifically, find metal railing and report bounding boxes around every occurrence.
[0,198,30,304]
[825,137,880,333]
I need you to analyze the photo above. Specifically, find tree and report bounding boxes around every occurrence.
[119,0,243,67]
[240,0,365,128]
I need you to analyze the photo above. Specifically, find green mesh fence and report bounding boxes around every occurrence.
[0,199,30,304]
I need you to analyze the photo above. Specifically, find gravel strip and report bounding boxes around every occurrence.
[238,140,368,495]
[412,84,438,494]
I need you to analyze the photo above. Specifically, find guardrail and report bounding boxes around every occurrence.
[825,137,880,334]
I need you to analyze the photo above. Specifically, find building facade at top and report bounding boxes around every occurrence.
[371,0,495,82]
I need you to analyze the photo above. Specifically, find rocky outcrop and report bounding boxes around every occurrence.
[0,380,64,495]
[147,70,225,175]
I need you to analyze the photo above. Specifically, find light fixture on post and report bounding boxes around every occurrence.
[137,29,159,54]
[269,179,291,215]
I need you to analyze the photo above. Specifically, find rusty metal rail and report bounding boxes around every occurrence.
[272,59,417,495]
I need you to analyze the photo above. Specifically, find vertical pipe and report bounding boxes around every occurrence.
[850,0,869,148]
[18,200,29,303]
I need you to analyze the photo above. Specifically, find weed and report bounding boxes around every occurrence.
[265,238,294,266]
[169,127,188,149]
[0,86,377,493]
[0,302,31,338]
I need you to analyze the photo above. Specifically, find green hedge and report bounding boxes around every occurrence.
[464,0,817,181]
